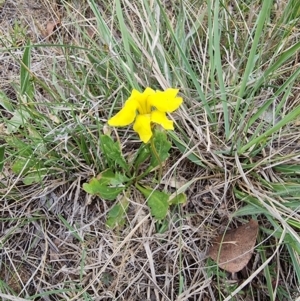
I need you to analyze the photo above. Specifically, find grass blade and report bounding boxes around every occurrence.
[231,1,272,126]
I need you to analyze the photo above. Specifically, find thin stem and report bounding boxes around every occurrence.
[150,136,162,183]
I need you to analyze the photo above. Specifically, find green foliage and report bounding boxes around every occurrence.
[137,184,170,220]
[6,133,57,185]
[0,146,5,172]
[100,135,129,173]
[6,41,34,134]
[1,0,299,298]
[150,130,171,167]
[133,143,151,169]
[168,193,187,205]
[168,132,204,167]
[106,196,129,228]
[0,90,14,112]
[82,169,126,200]
[83,130,186,228]
[1,45,57,185]
[6,108,31,134]
[20,41,34,98]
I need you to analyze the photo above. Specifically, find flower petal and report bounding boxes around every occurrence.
[131,87,155,98]
[133,114,153,143]
[131,87,155,114]
[108,98,138,126]
[149,88,183,112]
[151,110,174,130]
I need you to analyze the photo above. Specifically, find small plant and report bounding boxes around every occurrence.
[83,87,186,228]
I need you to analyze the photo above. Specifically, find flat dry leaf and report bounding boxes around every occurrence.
[45,20,61,38]
[208,219,259,273]
[86,27,97,39]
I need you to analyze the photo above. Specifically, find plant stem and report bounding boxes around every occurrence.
[150,136,162,183]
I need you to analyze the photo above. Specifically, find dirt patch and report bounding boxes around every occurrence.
[0,0,59,40]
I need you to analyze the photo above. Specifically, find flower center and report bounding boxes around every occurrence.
[137,96,152,115]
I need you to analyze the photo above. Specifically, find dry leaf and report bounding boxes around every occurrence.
[86,27,97,39]
[49,113,60,124]
[209,219,259,273]
[45,20,61,38]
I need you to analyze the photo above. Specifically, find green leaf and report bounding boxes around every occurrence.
[232,204,269,217]
[6,109,31,134]
[209,0,229,138]
[99,169,129,185]
[110,172,130,186]
[150,130,171,167]
[6,137,32,156]
[115,0,135,80]
[287,244,300,282]
[231,0,272,125]
[270,182,300,197]
[83,178,124,200]
[106,197,129,229]
[0,90,14,112]
[156,0,212,121]
[58,214,84,243]
[12,158,34,174]
[254,41,300,94]
[274,164,300,174]
[156,219,169,234]
[83,169,126,200]
[168,132,204,167]
[137,185,169,220]
[100,135,129,172]
[21,41,34,99]
[134,143,151,168]
[169,193,187,205]
[23,170,47,185]
[262,218,300,255]
[0,146,4,172]
[239,104,300,154]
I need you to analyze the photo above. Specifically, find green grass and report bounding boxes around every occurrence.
[0,0,300,300]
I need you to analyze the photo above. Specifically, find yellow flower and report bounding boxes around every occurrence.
[108,87,182,143]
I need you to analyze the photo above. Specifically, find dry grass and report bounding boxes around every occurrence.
[1,0,300,300]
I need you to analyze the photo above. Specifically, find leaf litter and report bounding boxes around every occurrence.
[209,219,259,273]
